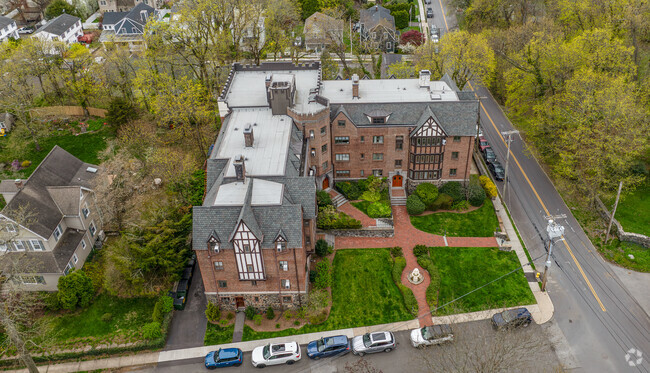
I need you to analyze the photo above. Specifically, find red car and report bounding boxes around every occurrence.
[479,136,491,153]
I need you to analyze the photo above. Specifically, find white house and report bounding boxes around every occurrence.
[32,13,83,44]
[0,15,19,42]
[99,2,161,51]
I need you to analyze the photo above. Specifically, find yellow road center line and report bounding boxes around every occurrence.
[467,82,607,312]
[438,0,449,32]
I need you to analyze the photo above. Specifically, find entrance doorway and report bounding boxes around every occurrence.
[392,174,403,187]
[322,177,329,189]
[235,297,245,309]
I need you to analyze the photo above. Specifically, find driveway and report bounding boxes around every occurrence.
[164,265,208,350]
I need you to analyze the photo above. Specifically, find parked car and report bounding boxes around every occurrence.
[352,332,396,356]
[425,0,431,3]
[204,348,243,369]
[410,324,454,348]
[173,278,189,310]
[491,308,532,330]
[479,136,491,153]
[17,26,34,34]
[251,342,301,368]
[488,161,505,181]
[307,335,351,359]
[427,8,434,18]
[483,147,497,164]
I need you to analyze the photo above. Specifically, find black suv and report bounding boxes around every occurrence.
[488,161,505,181]
[427,8,434,18]
[483,148,497,164]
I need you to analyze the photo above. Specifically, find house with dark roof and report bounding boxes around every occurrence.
[99,0,163,14]
[99,2,160,51]
[303,12,343,52]
[32,13,82,44]
[358,5,397,52]
[0,15,19,42]
[0,146,104,291]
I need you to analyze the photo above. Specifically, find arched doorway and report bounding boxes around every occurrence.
[322,177,329,189]
[392,175,403,187]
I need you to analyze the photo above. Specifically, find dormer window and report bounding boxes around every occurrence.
[53,224,63,242]
[276,242,287,252]
[208,236,220,253]
[371,116,386,124]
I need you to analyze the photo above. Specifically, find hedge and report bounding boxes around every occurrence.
[406,194,425,215]
[417,254,440,308]
[415,183,439,208]
[439,181,464,203]
[392,256,418,317]
[467,178,486,207]
[367,201,392,218]
[317,205,362,229]
[431,193,453,210]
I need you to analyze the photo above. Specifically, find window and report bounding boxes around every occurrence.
[373,169,383,176]
[81,239,86,250]
[360,170,364,176]
[335,154,350,161]
[100,0,106,4]
[254,296,260,302]
[0,243,7,252]
[451,151,459,160]
[372,136,384,144]
[243,244,251,253]
[320,126,327,135]
[306,235,311,245]
[221,297,231,303]
[321,144,328,153]
[309,130,315,138]
[5,223,15,233]
[282,296,292,303]
[281,279,290,289]
[372,153,383,161]
[209,240,220,253]
[334,136,350,144]
[73,253,78,264]
[214,261,224,270]
[276,242,286,252]
[16,276,45,285]
[450,168,457,176]
[251,280,257,286]
[82,203,90,218]
[304,220,310,227]
[360,153,365,160]
[13,241,26,251]
[395,136,403,150]
[279,261,288,271]
[322,161,328,170]
[218,280,228,288]
[65,262,74,274]
[336,170,350,177]
[53,224,63,241]
[338,120,346,127]
[395,159,402,168]
[29,240,45,251]
[453,136,461,142]
[89,222,96,237]
[360,136,365,143]
[386,42,392,51]
[247,264,254,272]
[371,117,385,124]
[311,148,316,157]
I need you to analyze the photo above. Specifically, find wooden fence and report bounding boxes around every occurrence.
[29,106,107,118]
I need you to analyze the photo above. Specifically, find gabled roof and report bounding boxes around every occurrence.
[46,186,81,216]
[0,229,84,274]
[35,13,80,36]
[274,228,287,242]
[208,230,220,242]
[230,180,264,242]
[360,5,395,31]
[304,12,343,38]
[102,11,128,26]
[0,15,15,30]
[114,2,154,34]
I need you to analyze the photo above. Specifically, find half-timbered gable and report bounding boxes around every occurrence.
[409,109,448,181]
[231,220,265,280]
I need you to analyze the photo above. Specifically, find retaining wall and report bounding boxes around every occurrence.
[595,197,650,248]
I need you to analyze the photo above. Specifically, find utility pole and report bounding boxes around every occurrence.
[605,181,623,244]
[501,130,518,198]
[541,215,566,292]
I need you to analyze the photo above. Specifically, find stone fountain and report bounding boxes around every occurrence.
[408,268,424,285]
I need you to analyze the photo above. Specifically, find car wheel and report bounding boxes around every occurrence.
[234,363,242,367]
[313,356,320,360]
[257,364,266,368]
[357,352,365,357]
[286,360,295,365]
[384,348,392,353]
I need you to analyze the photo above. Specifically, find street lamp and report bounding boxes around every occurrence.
[541,218,565,292]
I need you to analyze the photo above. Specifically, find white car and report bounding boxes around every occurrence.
[251,342,301,368]
[410,324,454,348]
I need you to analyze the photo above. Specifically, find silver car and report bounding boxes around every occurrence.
[410,324,454,348]
[251,342,301,368]
[352,331,396,356]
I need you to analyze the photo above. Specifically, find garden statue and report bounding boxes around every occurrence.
[408,267,424,284]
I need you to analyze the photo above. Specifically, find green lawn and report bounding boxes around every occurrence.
[239,249,412,341]
[410,199,500,237]
[351,189,391,218]
[46,294,157,345]
[204,324,235,345]
[594,238,650,273]
[606,183,650,237]
[426,247,535,315]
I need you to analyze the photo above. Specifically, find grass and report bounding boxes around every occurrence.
[410,198,500,237]
[593,238,650,273]
[240,249,412,341]
[604,182,650,237]
[204,323,235,345]
[46,294,157,344]
[351,189,391,218]
[425,247,535,315]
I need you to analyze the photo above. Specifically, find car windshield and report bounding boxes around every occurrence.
[480,140,488,146]
[262,345,271,360]
[362,334,371,347]
[495,165,504,173]
[316,339,325,352]
[421,327,431,339]
[502,310,517,322]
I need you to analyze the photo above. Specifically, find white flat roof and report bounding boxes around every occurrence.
[213,178,284,206]
[320,79,458,103]
[216,108,292,177]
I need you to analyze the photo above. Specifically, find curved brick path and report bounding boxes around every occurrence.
[336,205,498,327]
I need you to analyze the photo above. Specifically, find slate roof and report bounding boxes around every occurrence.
[360,5,395,31]
[1,229,84,273]
[46,186,81,216]
[0,15,15,30]
[102,11,128,26]
[35,14,80,36]
[1,146,99,238]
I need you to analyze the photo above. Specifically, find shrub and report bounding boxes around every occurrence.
[317,205,362,229]
[297,307,307,319]
[283,311,293,321]
[314,260,332,289]
[440,181,464,202]
[479,175,498,198]
[57,270,95,310]
[266,307,275,320]
[205,302,221,323]
[226,312,234,320]
[153,296,174,322]
[142,321,162,340]
[406,194,425,215]
[467,179,486,207]
[413,245,429,257]
[360,190,381,203]
[309,270,318,283]
[336,182,362,200]
[21,160,31,168]
[275,323,281,329]
[219,318,229,326]
[401,30,424,46]
[431,193,454,210]
[452,200,471,211]
[392,257,418,317]
[106,97,138,128]
[316,190,333,208]
[294,320,300,326]
[393,9,409,29]
[44,291,61,311]
[315,239,332,257]
[100,313,113,322]
[417,256,440,307]
[309,311,328,325]
[415,183,439,208]
[367,202,392,218]
[390,246,403,257]
[253,315,262,326]
[245,306,256,320]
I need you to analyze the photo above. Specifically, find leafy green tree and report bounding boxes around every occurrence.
[45,0,78,19]
[205,302,221,322]
[301,0,321,19]
[320,50,339,80]
[106,97,138,128]
[142,321,162,339]
[393,10,409,29]
[440,181,464,202]
[57,270,95,310]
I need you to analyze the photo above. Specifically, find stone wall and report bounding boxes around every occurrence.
[595,197,650,248]
[319,228,394,237]
[206,292,306,311]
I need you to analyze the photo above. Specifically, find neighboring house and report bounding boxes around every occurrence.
[195,62,479,310]
[99,0,162,13]
[0,15,19,42]
[32,13,82,44]
[0,146,103,291]
[380,53,404,78]
[0,112,14,135]
[239,15,265,52]
[303,12,343,52]
[358,5,397,52]
[99,2,159,51]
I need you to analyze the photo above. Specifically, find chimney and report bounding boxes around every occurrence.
[352,74,359,99]
[244,124,254,147]
[419,70,431,88]
[14,179,23,190]
[233,155,246,182]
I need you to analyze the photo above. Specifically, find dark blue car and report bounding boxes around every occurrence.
[204,348,243,369]
[307,335,351,360]
[491,308,532,330]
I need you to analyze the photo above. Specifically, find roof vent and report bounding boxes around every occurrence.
[86,167,98,173]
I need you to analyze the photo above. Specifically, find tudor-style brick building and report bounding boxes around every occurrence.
[193,62,479,311]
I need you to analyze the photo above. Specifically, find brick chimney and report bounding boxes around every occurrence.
[419,70,431,88]
[233,155,246,182]
[244,124,254,147]
[352,74,359,99]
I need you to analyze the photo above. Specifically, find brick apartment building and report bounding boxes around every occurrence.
[193,62,479,311]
